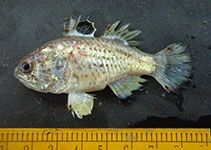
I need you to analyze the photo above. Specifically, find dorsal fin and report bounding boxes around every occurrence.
[102,21,141,46]
[63,16,97,37]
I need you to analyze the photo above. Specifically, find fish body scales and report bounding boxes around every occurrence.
[55,36,153,93]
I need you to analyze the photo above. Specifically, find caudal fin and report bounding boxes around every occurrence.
[154,43,191,92]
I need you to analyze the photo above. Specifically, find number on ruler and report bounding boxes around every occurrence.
[98,145,103,150]
[0,145,3,150]
[24,145,29,150]
[74,146,78,150]
[123,145,129,150]
[48,145,53,150]
[148,145,154,149]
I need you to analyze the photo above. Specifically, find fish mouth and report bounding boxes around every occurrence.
[14,67,25,83]
[14,67,39,91]
[16,75,41,92]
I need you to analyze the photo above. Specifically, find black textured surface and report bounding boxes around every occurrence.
[0,0,211,128]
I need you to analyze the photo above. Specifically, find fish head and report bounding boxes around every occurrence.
[14,45,63,93]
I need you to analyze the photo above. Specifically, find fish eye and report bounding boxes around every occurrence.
[21,60,33,73]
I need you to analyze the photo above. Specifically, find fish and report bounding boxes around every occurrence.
[14,17,191,119]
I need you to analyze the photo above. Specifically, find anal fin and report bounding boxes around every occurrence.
[108,76,146,99]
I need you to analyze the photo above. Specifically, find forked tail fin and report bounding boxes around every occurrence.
[154,43,191,92]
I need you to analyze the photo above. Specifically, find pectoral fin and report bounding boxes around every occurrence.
[67,92,95,119]
[108,76,146,99]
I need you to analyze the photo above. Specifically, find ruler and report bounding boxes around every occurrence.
[0,128,210,150]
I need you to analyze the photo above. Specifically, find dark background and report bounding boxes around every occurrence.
[0,0,211,128]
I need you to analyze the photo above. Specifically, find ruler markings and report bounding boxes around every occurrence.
[51,132,53,142]
[101,132,103,141]
[46,132,48,142]
[206,133,208,146]
[66,132,68,141]
[121,132,123,142]
[1,140,211,143]
[11,133,14,142]
[130,132,133,150]
[56,132,58,150]
[86,132,88,142]
[6,133,8,150]
[210,129,211,142]
[140,132,143,142]
[0,129,211,149]
[195,133,197,142]
[81,132,83,150]
[27,132,29,142]
[181,133,183,147]
[116,132,118,142]
[36,132,38,142]
[106,132,108,150]
[17,132,19,142]
[31,132,33,150]
[156,133,158,148]
[91,132,93,142]
[22,132,24,141]
[76,132,78,142]
[126,132,128,142]
[41,132,43,142]
[1,133,3,141]
[135,132,137,142]
[150,132,152,142]
[190,132,193,142]
[201,133,203,142]
[146,132,148,142]
[185,132,188,142]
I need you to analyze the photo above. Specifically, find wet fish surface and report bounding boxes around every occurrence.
[14,17,191,119]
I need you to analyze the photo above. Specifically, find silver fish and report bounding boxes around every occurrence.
[14,17,191,119]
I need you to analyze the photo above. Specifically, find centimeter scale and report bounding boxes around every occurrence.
[0,128,210,150]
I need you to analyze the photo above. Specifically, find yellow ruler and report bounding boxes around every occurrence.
[0,128,210,150]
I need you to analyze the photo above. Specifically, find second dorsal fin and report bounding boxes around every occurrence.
[102,21,141,46]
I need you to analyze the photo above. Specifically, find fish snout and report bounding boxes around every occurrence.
[14,66,21,78]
